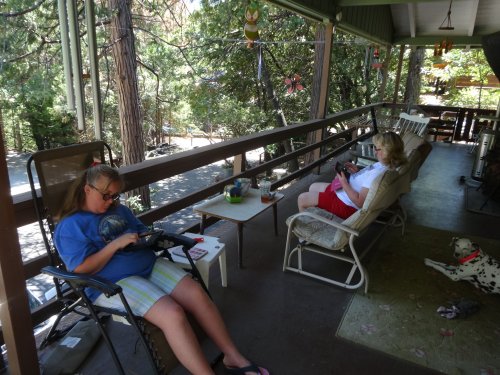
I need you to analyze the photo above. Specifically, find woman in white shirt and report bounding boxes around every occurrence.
[297,132,407,219]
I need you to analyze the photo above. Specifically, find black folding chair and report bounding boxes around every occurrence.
[27,141,213,374]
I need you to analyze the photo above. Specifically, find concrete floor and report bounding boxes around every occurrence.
[38,142,500,374]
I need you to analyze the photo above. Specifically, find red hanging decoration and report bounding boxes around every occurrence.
[284,74,304,94]
[371,47,383,69]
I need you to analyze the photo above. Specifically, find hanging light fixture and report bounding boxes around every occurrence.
[438,0,454,30]
[434,0,454,59]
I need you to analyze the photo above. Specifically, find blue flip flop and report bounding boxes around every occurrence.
[224,362,270,375]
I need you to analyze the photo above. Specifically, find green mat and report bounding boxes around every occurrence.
[336,225,500,375]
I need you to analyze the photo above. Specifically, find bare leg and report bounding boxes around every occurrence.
[309,182,330,193]
[171,277,261,374]
[144,293,214,374]
[297,191,320,212]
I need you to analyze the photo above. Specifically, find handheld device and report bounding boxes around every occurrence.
[335,162,350,180]
[123,230,163,252]
[138,230,163,238]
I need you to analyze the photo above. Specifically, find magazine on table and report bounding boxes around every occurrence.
[171,246,208,260]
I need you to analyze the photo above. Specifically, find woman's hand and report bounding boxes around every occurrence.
[344,162,359,174]
[113,232,139,250]
[74,232,140,274]
[337,171,350,188]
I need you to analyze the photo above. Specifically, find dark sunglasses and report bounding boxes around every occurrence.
[88,184,121,202]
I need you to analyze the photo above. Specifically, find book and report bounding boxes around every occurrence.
[330,177,342,191]
[171,246,208,261]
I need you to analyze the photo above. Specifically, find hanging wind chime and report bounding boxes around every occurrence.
[433,0,454,67]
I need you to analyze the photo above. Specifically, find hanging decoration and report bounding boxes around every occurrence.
[244,2,260,48]
[371,47,383,69]
[284,74,304,94]
[433,0,454,59]
[433,38,453,57]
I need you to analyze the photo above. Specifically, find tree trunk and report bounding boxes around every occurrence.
[108,0,150,208]
[305,23,327,166]
[403,47,424,109]
[260,49,299,172]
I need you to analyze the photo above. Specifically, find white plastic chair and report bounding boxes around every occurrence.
[393,113,430,137]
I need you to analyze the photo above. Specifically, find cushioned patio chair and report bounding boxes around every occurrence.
[283,169,407,293]
[27,141,211,374]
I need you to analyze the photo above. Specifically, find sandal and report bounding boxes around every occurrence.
[224,362,270,375]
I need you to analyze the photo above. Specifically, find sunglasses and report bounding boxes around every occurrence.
[88,184,121,202]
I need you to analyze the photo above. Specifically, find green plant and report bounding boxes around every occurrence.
[125,195,146,214]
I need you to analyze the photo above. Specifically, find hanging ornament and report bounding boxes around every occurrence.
[284,74,304,94]
[244,3,260,48]
[371,47,383,69]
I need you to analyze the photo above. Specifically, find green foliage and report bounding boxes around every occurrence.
[329,32,384,112]
[1,0,497,155]
[423,49,498,109]
[125,194,146,214]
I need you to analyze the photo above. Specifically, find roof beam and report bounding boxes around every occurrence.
[467,0,479,36]
[394,35,483,47]
[335,0,443,5]
[266,0,337,22]
[407,3,416,38]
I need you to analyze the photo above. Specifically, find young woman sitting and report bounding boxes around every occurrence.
[54,163,269,375]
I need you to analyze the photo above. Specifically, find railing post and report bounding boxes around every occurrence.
[0,124,40,374]
[233,154,245,174]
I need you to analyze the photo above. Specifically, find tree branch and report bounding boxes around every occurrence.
[0,0,47,17]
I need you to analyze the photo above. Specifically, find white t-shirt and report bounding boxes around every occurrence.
[336,162,387,209]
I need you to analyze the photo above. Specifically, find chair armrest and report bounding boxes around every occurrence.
[157,232,197,250]
[41,266,122,297]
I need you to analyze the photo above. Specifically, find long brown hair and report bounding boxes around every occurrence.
[57,164,123,220]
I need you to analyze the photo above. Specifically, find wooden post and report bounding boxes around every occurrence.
[0,119,40,374]
[233,154,245,174]
[305,20,334,170]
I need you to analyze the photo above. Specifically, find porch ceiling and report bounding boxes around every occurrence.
[266,0,500,47]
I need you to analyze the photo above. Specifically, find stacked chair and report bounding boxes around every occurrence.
[355,112,431,165]
[27,141,211,374]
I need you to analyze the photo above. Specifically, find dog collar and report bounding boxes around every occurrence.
[458,250,481,264]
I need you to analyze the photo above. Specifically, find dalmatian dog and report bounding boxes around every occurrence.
[424,237,500,294]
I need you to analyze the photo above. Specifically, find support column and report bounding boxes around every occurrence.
[67,0,85,131]
[86,0,103,139]
[305,20,334,168]
[0,117,40,374]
